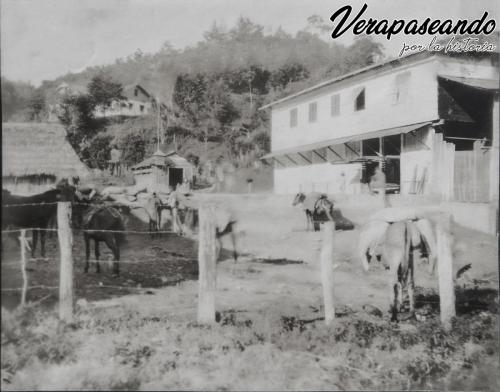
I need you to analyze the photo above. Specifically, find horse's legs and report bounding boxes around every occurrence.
[157,207,162,237]
[102,234,119,276]
[408,255,415,315]
[84,233,90,273]
[94,240,101,273]
[40,229,46,258]
[391,281,399,322]
[31,229,38,257]
[109,235,120,276]
[230,230,238,263]
[216,237,222,261]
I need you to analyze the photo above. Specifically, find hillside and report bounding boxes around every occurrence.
[1,16,385,173]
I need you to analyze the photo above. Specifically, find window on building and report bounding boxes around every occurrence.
[308,102,317,123]
[330,94,340,117]
[393,71,411,104]
[354,88,365,111]
[290,108,298,128]
[140,105,145,112]
[128,103,133,109]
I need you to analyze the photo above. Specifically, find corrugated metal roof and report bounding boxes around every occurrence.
[259,51,498,110]
[261,121,434,160]
[131,150,192,170]
[438,75,499,90]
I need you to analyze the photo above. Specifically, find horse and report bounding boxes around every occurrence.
[292,192,323,231]
[313,196,356,231]
[81,204,129,276]
[182,207,238,262]
[358,218,436,321]
[2,185,75,257]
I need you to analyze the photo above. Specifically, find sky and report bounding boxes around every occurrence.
[1,0,498,85]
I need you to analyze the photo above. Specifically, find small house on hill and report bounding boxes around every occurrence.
[131,149,194,192]
[2,122,91,195]
[95,84,162,118]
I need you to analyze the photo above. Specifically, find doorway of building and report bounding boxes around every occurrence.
[169,168,183,189]
[384,158,400,186]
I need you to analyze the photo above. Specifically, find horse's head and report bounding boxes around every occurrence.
[292,193,306,206]
[114,204,131,227]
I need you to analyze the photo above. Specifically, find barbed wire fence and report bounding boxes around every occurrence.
[1,200,188,321]
[2,201,460,329]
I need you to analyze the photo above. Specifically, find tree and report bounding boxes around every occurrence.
[80,134,113,169]
[57,93,98,154]
[87,75,123,111]
[1,77,35,121]
[118,133,146,166]
[269,63,310,90]
[172,73,208,125]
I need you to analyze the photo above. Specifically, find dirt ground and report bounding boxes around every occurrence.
[2,193,497,316]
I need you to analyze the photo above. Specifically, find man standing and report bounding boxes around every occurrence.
[109,145,122,176]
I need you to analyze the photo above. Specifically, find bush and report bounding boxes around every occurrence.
[118,133,146,166]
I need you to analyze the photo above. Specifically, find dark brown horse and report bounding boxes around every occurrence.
[81,205,129,276]
[2,185,75,257]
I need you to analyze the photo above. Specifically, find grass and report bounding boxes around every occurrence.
[2,301,499,391]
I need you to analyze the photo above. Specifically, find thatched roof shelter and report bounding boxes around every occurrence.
[2,122,90,180]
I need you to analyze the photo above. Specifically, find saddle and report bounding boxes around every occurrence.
[83,204,122,226]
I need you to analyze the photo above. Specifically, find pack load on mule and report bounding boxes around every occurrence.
[358,207,438,322]
[292,192,355,232]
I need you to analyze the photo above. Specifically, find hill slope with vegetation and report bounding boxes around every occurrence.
[2,16,385,173]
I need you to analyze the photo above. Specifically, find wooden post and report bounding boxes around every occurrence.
[19,229,28,307]
[197,204,217,324]
[57,202,74,322]
[320,221,335,325]
[436,214,455,330]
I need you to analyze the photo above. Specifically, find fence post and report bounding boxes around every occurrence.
[57,202,74,322]
[19,229,28,306]
[436,213,455,330]
[320,221,335,325]
[197,204,217,324]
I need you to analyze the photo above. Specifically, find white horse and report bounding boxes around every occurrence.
[358,217,437,321]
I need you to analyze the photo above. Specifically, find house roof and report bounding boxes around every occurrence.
[261,121,434,160]
[259,51,498,110]
[122,84,152,103]
[2,122,91,179]
[131,149,192,170]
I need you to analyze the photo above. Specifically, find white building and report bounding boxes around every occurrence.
[94,84,155,118]
[260,51,499,203]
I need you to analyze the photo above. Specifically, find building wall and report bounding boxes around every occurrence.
[271,57,439,152]
[95,99,153,118]
[273,162,363,195]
